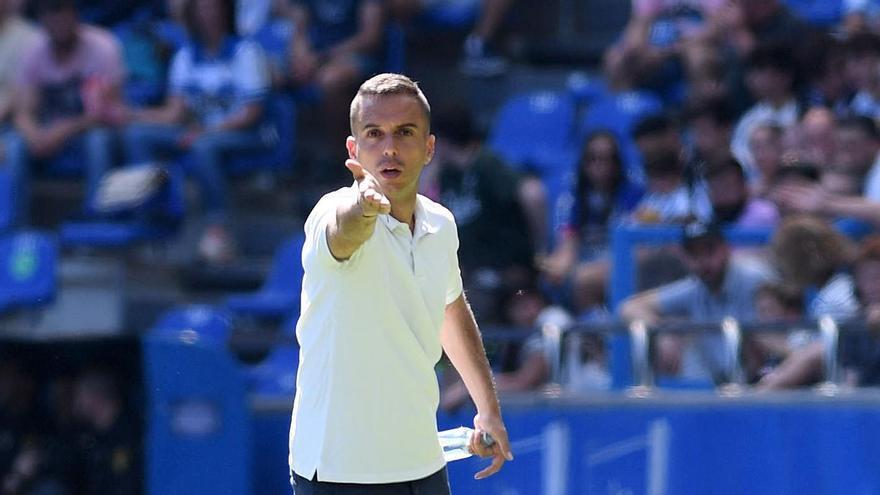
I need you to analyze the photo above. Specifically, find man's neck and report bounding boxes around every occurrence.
[390,194,418,232]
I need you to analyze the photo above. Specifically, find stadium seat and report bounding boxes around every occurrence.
[222,93,297,176]
[487,90,579,174]
[224,233,305,320]
[784,0,843,26]
[417,0,479,29]
[59,163,185,248]
[151,304,234,347]
[567,72,609,105]
[247,343,299,396]
[0,231,58,312]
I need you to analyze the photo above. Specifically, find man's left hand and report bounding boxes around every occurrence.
[470,413,514,480]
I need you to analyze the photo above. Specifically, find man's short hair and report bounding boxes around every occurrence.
[349,73,431,135]
[704,155,746,182]
[35,0,77,15]
[746,42,798,78]
[633,113,678,141]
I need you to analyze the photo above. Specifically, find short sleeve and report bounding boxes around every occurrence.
[654,278,700,315]
[445,219,464,305]
[232,41,269,104]
[302,187,359,270]
[167,48,190,96]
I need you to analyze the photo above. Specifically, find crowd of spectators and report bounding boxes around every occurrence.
[2,0,880,414]
[0,347,141,495]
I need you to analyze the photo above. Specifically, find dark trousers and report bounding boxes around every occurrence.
[291,467,451,495]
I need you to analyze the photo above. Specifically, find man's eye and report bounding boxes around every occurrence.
[367,129,381,137]
[398,128,414,136]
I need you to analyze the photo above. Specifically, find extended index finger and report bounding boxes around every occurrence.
[345,159,366,182]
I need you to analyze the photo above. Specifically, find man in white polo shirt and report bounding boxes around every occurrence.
[289,73,514,494]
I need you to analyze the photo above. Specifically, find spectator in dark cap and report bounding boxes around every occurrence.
[620,220,775,381]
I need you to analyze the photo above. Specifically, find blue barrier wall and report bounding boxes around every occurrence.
[254,392,880,495]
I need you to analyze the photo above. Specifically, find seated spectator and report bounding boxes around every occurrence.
[7,0,126,225]
[843,235,880,385]
[703,155,779,228]
[744,282,805,382]
[426,103,535,323]
[124,0,273,263]
[620,221,775,381]
[684,97,736,176]
[730,43,800,179]
[758,216,860,389]
[71,367,140,495]
[632,149,711,224]
[774,116,880,230]
[440,285,573,411]
[0,0,38,125]
[389,0,514,77]
[705,0,808,59]
[603,0,724,102]
[801,35,851,118]
[537,131,643,315]
[287,0,385,145]
[747,123,784,199]
[798,107,837,168]
[845,32,880,120]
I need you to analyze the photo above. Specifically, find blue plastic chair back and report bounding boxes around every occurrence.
[784,0,843,26]
[225,93,297,175]
[151,305,234,347]
[0,231,58,311]
[0,168,15,233]
[417,0,479,28]
[249,344,299,396]
[487,91,577,173]
[579,90,664,139]
[265,233,305,295]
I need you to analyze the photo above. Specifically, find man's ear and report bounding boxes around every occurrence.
[425,134,436,165]
[346,136,357,159]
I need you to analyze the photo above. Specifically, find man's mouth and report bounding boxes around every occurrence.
[380,167,402,179]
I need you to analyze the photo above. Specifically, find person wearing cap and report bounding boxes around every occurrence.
[620,221,775,381]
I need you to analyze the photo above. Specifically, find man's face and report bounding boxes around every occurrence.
[41,8,78,51]
[685,240,729,290]
[707,170,747,223]
[834,127,879,175]
[347,94,435,198]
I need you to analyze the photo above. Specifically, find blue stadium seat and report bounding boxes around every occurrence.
[784,0,843,26]
[247,344,299,396]
[567,72,609,106]
[417,0,479,28]
[487,90,578,174]
[59,163,185,248]
[0,168,16,233]
[224,233,304,320]
[221,93,297,176]
[0,231,58,312]
[151,304,234,347]
[579,90,664,139]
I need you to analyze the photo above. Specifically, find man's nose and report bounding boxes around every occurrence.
[381,135,398,156]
